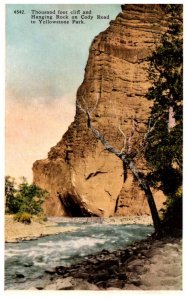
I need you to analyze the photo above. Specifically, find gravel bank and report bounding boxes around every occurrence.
[5,215,77,243]
[5,215,152,243]
[103,215,153,225]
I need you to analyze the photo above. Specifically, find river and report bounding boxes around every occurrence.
[5,218,153,290]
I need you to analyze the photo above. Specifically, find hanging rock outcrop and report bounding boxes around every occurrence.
[33,4,168,217]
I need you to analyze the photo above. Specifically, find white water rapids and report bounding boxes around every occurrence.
[5,218,153,289]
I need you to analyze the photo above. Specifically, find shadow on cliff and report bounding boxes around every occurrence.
[58,192,98,217]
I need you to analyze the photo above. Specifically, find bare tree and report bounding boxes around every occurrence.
[77,96,162,237]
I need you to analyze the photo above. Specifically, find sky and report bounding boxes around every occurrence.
[5,4,121,182]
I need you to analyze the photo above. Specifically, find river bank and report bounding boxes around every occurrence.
[5,215,152,243]
[103,215,152,225]
[5,220,153,290]
[35,236,182,291]
[5,215,78,243]
[5,215,182,290]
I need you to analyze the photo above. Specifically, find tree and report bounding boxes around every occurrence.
[145,4,183,234]
[5,176,17,213]
[77,98,162,237]
[76,5,182,237]
[5,176,48,215]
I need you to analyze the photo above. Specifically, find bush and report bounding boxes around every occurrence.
[14,212,32,224]
[161,186,182,236]
[32,213,48,223]
[42,215,48,222]
[5,176,49,215]
[5,176,17,213]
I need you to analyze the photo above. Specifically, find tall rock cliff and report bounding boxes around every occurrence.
[33,4,168,217]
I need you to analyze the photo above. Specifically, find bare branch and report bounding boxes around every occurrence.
[77,95,162,235]
[81,96,87,107]
[92,127,121,156]
[118,124,127,152]
[86,111,91,128]
[143,119,157,145]
[90,93,99,113]
[77,97,156,162]
[134,118,157,158]
[78,94,99,115]
[77,100,87,114]
[118,115,140,155]
[77,97,121,158]
[127,116,136,154]
[77,99,91,128]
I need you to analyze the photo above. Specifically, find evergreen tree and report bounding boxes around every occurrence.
[5,176,48,215]
[5,176,17,213]
[145,4,183,234]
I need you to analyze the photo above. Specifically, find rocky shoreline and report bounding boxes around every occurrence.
[29,235,182,291]
[5,215,182,290]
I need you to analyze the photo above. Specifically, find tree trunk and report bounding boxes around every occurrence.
[78,106,162,236]
[128,160,162,237]
[91,125,162,236]
[143,182,162,236]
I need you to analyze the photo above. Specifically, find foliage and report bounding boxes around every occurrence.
[5,176,48,215]
[145,4,183,233]
[5,176,17,214]
[160,186,182,236]
[14,212,32,224]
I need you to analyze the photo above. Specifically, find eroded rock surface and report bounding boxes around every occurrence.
[33,5,168,217]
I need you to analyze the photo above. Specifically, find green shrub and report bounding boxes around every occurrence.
[40,215,48,222]
[5,176,49,215]
[161,186,182,236]
[33,213,48,223]
[14,212,32,224]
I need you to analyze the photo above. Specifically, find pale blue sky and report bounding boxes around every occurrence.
[6,4,121,103]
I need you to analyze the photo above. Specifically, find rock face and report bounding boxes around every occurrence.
[33,4,168,217]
